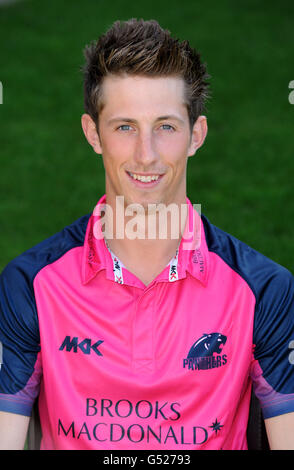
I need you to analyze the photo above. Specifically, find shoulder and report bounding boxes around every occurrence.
[201,214,294,304]
[0,213,91,332]
[1,213,91,286]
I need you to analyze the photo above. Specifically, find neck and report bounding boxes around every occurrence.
[102,196,189,281]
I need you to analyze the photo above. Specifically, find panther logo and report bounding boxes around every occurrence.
[187,333,227,358]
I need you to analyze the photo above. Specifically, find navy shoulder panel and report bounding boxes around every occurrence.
[201,214,290,301]
[202,214,294,396]
[0,213,90,394]
[1,212,90,283]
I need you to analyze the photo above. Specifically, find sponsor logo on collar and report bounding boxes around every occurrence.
[169,249,179,282]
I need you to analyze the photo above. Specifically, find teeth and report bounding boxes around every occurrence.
[129,172,160,182]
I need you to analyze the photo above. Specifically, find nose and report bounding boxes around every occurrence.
[133,129,159,167]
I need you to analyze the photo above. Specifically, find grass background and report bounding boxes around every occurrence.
[0,0,293,272]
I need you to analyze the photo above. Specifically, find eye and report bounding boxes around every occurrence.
[117,124,132,131]
[160,124,175,131]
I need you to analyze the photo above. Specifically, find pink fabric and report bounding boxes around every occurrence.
[33,195,256,449]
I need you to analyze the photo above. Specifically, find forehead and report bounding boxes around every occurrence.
[99,74,188,120]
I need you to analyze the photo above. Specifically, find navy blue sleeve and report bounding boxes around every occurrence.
[202,214,294,419]
[0,257,41,416]
[251,266,294,419]
[0,213,90,416]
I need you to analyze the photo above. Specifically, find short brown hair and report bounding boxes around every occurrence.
[82,19,210,130]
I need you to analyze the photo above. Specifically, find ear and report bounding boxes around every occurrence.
[81,113,102,155]
[187,115,208,157]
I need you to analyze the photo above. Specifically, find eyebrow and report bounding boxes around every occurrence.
[107,115,185,125]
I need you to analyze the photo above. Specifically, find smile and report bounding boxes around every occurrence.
[127,171,163,183]
[127,171,164,188]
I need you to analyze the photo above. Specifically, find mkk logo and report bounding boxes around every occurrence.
[183,333,227,371]
[59,336,104,357]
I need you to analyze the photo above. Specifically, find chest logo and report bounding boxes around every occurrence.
[183,333,227,371]
[59,336,104,356]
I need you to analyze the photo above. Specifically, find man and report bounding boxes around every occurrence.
[0,19,293,450]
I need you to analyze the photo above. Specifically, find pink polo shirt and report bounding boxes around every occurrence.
[0,194,294,450]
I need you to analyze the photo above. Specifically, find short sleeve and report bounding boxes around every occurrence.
[0,258,42,417]
[250,267,294,419]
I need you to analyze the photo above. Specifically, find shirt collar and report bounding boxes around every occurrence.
[82,194,209,287]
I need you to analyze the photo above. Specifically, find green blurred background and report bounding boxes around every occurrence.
[0,0,293,272]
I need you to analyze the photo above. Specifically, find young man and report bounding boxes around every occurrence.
[0,19,293,450]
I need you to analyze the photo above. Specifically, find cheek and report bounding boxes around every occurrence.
[102,136,132,167]
[157,138,189,169]
[157,131,191,156]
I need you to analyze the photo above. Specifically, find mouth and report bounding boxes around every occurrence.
[126,170,164,188]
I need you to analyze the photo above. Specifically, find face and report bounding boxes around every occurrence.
[82,74,207,210]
